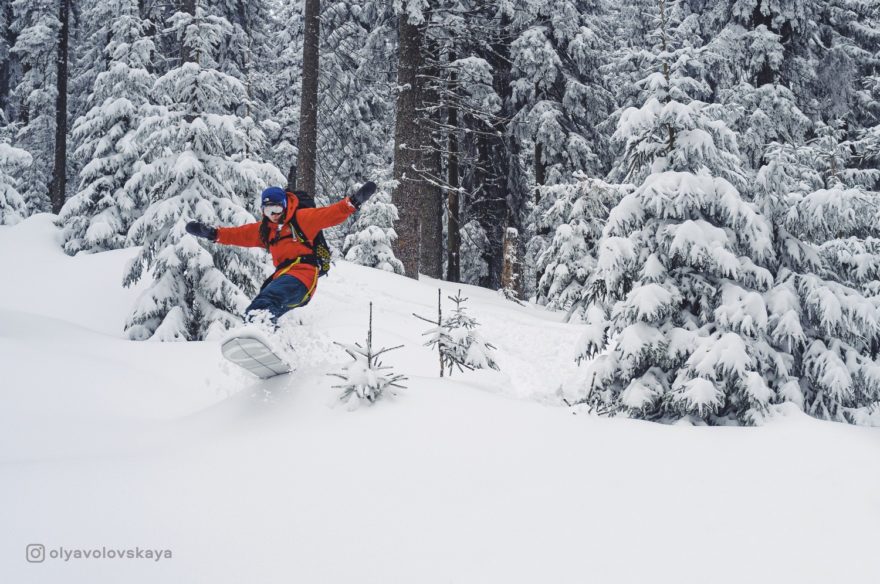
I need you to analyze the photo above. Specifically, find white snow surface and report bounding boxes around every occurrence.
[1,215,879,583]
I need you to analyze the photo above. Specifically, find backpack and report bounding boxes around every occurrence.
[289,189,332,277]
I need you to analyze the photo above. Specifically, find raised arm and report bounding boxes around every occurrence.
[214,222,263,248]
[296,198,357,241]
[296,181,376,241]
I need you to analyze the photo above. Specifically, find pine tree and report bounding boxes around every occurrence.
[577,0,785,425]
[317,0,395,199]
[9,0,58,214]
[420,290,499,375]
[122,4,284,341]
[690,0,880,170]
[688,1,812,170]
[330,303,407,407]
[514,0,617,299]
[58,0,156,255]
[342,186,404,274]
[0,138,31,225]
[210,0,276,115]
[262,0,303,178]
[459,219,490,286]
[755,131,880,423]
[510,0,614,186]
[535,175,628,319]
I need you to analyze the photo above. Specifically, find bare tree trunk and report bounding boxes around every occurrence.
[0,3,17,115]
[446,67,461,283]
[296,0,320,195]
[48,0,70,214]
[419,49,443,278]
[420,137,443,277]
[501,227,521,296]
[391,11,424,279]
[534,141,545,203]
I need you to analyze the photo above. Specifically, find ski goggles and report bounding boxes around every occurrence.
[262,204,284,217]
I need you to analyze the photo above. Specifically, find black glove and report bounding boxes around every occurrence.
[185,221,217,241]
[349,181,377,209]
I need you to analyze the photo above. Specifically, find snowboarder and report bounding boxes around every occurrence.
[185,182,376,326]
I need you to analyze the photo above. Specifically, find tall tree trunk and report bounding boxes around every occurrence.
[534,141,545,204]
[391,10,424,279]
[49,0,70,214]
[446,65,461,283]
[0,3,16,116]
[506,119,527,300]
[420,136,443,277]
[473,10,513,289]
[296,0,320,195]
[533,82,545,204]
[419,50,443,279]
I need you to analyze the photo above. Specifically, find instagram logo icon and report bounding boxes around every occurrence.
[26,544,45,563]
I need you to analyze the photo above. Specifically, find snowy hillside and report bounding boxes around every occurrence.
[1,216,879,584]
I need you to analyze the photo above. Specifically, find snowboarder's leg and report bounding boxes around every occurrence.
[245,274,311,324]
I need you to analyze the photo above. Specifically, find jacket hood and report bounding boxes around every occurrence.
[269,192,299,225]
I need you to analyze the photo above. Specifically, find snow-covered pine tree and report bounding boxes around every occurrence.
[9,0,58,214]
[687,1,813,170]
[755,133,880,424]
[67,0,113,145]
[318,0,395,199]
[809,1,880,129]
[576,0,786,425]
[853,9,880,136]
[859,66,880,168]
[853,3,880,128]
[58,0,156,255]
[459,219,490,286]
[599,0,658,131]
[210,0,275,118]
[0,138,31,225]
[343,186,404,273]
[122,3,284,341]
[315,0,398,255]
[330,303,407,407]
[421,290,499,375]
[691,0,880,170]
[513,0,617,300]
[261,0,303,181]
[535,175,628,319]
[510,0,614,187]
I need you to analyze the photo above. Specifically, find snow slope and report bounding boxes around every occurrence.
[1,215,878,583]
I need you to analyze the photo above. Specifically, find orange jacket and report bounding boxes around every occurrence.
[216,192,356,291]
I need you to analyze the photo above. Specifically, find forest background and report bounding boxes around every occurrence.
[1,0,879,424]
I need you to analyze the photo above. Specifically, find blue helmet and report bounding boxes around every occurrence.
[261,186,287,209]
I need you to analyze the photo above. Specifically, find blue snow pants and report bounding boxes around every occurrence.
[245,274,312,324]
